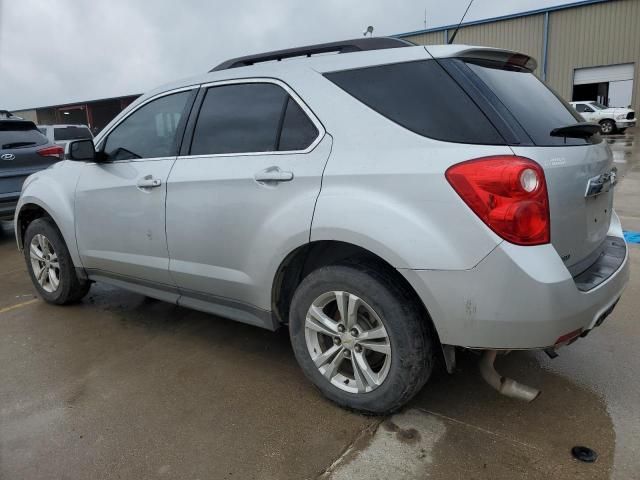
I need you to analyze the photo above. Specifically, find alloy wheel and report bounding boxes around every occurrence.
[29,234,60,293]
[304,291,392,394]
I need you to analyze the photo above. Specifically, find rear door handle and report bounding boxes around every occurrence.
[254,167,294,183]
[137,175,162,188]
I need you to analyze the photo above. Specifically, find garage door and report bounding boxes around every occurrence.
[574,63,634,85]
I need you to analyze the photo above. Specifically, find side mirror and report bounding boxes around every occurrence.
[67,139,96,161]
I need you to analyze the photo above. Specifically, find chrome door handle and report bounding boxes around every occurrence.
[254,167,294,183]
[137,175,162,188]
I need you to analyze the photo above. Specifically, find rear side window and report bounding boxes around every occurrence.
[0,121,48,149]
[190,83,319,155]
[54,126,92,141]
[465,61,590,146]
[325,60,504,145]
[278,97,319,151]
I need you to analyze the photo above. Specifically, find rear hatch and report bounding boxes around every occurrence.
[0,120,60,196]
[436,50,615,272]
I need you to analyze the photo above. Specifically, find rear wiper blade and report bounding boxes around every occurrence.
[2,141,36,149]
[550,122,601,139]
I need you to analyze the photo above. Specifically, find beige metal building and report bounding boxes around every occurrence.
[396,0,639,111]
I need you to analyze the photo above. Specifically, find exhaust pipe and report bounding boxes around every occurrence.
[479,350,540,402]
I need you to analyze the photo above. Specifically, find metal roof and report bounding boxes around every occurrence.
[11,93,141,113]
[395,0,612,37]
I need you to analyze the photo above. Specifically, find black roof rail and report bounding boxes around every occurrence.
[210,37,414,72]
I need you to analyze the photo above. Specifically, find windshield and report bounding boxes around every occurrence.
[589,101,608,110]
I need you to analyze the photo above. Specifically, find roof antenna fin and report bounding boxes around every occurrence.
[448,0,475,44]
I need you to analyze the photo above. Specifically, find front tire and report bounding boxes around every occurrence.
[289,263,434,414]
[600,119,616,134]
[24,218,91,304]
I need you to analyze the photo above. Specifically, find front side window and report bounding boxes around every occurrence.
[190,82,319,156]
[103,91,190,160]
[575,104,588,113]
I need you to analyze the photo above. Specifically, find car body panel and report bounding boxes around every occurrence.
[75,158,176,285]
[15,161,83,266]
[511,141,614,271]
[401,212,628,348]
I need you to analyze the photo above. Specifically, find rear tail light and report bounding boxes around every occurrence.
[445,156,550,246]
[37,145,64,160]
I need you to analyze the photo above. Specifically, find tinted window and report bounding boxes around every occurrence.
[104,92,190,160]
[575,104,587,113]
[466,62,591,146]
[325,60,503,144]
[0,121,48,149]
[278,97,319,151]
[54,126,92,141]
[191,83,287,155]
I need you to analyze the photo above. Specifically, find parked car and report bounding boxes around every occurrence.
[569,101,636,134]
[0,119,63,220]
[0,110,23,120]
[15,39,629,413]
[37,124,93,151]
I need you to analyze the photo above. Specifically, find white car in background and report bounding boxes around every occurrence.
[37,124,94,149]
[569,101,636,134]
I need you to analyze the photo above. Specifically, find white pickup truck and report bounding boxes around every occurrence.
[569,101,636,134]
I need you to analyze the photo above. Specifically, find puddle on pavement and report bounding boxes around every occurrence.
[408,350,614,479]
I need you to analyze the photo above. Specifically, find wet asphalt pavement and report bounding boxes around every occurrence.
[0,128,638,479]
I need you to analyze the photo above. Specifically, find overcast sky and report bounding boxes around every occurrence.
[0,0,576,110]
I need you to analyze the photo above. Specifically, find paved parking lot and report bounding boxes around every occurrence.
[1,129,639,479]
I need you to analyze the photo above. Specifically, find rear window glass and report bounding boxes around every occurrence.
[278,97,319,151]
[54,126,92,141]
[465,61,591,146]
[0,121,48,149]
[325,60,504,145]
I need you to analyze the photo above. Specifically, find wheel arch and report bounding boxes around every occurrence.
[15,199,82,270]
[16,202,54,250]
[271,240,443,349]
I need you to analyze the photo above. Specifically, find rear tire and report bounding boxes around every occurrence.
[289,263,434,414]
[600,119,616,135]
[24,218,90,305]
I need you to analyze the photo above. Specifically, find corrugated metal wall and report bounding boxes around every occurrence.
[404,15,545,76]
[405,30,446,45]
[11,109,38,123]
[402,0,640,110]
[546,0,640,108]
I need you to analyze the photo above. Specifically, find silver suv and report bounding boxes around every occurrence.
[15,38,629,413]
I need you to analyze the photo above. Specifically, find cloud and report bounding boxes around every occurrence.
[0,0,575,110]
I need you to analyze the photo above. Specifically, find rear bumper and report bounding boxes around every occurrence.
[400,212,629,349]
